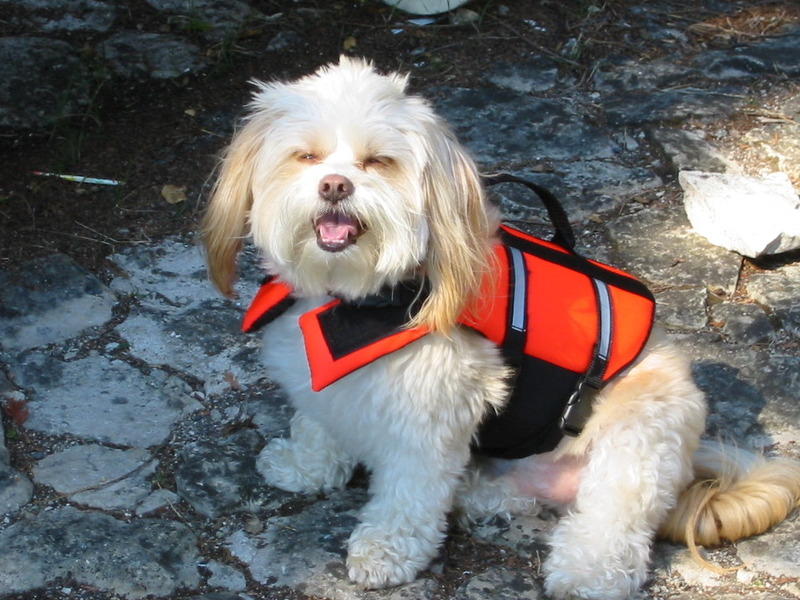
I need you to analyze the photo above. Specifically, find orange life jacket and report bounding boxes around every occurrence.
[242,224,655,459]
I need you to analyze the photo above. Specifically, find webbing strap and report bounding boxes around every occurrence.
[482,173,576,250]
[560,278,614,436]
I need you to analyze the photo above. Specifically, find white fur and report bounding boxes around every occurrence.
[203,57,800,599]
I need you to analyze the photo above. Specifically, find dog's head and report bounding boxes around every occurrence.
[202,56,497,333]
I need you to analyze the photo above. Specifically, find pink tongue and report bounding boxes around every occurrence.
[316,213,358,245]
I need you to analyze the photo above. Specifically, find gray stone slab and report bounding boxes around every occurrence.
[227,487,438,598]
[176,429,271,518]
[98,31,206,79]
[0,506,200,598]
[11,352,201,447]
[710,302,775,345]
[0,428,33,515]
[0,37,90,129]
[592,56,695,95]
[602,86,746,126]
[672,334,800,445]
[607,203,743,293]
[650,128,738,174]
[0,254,116,353]
[110,238,265,396]
[116,304,264,396]
[695,31,800,80]
[492,163,660,224]
[747,265,800,339]
[487,57,559,93]
[7,0,118,33]
[654,287,708,331]
[206,560,248,592]
[33,444,157,511]
[144,0,256,40]
[109,239,223,309]
[136,488,181,516]
[455,565,543,600]
[433,88,618,166]
[472,513,552,557]
[737,512,800,579]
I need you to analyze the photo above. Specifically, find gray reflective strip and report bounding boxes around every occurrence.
[593,278,612,361]
[509,246,527,332]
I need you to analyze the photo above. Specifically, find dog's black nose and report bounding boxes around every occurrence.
[318,174,354,204]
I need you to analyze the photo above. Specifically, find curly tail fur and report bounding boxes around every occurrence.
[660,439,800,564]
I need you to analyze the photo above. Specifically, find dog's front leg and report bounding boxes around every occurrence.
[346,445,467,589]
[257,412,356,494]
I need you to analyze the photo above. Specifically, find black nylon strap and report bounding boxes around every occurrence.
[481,173,576,251]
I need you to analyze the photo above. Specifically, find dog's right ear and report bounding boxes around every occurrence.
[201,113,268,297]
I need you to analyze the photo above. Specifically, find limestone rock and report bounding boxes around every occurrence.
[98,32,205,79]
[0,428,33,515]
[0,506,200,598]
[33,444,157,511]
[679,170,800,257]
[0,37,90,129]
[0,253,115,353]
[10,352,201,447]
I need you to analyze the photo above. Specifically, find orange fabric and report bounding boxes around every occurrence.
[605,285,655,380]
[299,302,429,392]
[241,280,294,333]
[242,225,654,391]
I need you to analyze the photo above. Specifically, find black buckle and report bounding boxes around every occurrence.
[560,380,597,437]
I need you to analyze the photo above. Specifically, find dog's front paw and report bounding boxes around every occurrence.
[256,437,352,494]
[346,524,431,589]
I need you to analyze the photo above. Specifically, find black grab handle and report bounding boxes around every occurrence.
[481,173,576,251]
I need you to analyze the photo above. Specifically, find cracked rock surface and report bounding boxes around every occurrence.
[1,1,800,599]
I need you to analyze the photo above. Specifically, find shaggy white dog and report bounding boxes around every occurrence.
[202,57,800,600]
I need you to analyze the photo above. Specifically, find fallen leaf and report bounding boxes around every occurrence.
[161,184,187,204]
[2,398,30,426]
[224,371,242,391]
[343,36,357,51]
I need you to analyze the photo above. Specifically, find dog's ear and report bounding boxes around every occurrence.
[201,113,268,297]
[412,123,497,334]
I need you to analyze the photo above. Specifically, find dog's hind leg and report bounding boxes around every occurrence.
[256,411,356,494]
[543,342,707,600]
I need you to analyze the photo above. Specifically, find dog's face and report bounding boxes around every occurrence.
[203,57,497,332]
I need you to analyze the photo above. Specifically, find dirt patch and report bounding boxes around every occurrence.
[4,0,796,278]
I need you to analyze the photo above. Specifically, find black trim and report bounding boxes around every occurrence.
[500,228,654,302]
[482,173,576,250]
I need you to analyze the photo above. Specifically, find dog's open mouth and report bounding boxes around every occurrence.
[314,211,364,252]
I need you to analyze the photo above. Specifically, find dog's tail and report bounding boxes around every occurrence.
[660,440,800,555]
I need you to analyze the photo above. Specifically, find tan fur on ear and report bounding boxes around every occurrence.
[201,113,268,296]
[410,123,498,334]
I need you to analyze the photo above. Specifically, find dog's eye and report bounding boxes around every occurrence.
[296,153,318,163]
[362,156,392,169]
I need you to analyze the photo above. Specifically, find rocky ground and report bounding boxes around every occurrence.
[1,1,800,600]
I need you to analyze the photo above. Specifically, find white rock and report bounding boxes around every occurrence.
[381,0,468,15]
[679,170,800,257]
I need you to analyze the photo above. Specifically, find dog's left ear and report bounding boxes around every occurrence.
[411,122,497,334]
[201,112,270,297]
